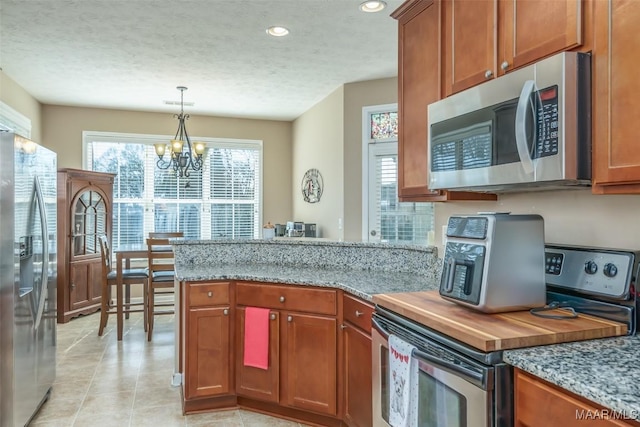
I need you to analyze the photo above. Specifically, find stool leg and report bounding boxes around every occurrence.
[125,284,131,320]
[98,282,111,336]
[147,287,154,341]
[143,280,148,332]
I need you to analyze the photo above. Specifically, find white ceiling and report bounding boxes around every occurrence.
[0,0,403,121]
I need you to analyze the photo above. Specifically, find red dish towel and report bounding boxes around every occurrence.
[243,307,270,370]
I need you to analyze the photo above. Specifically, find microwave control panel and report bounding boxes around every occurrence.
[535,85,559,159]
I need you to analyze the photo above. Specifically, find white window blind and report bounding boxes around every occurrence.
[84,132,262,251]
[373,151,433,244]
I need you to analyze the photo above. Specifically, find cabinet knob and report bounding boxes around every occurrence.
[207,291,213,297]
[501,61,509,71]
[223,308,229,316]
[484,70,493,79]
[279,296,285,303]
[287,315,292,322]
[70,283,75,289]
[340,324,347,330]
[270,313,276,320]
[355,310,364,317]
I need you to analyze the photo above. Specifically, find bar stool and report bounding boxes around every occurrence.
[97,235,148,336]
[146,232,183,341]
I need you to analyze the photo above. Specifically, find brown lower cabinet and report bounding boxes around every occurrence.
[181,280,373,426]
[182,282,232,401]
[515,368,640,427]
[342,294,373,427]
[235,281,338,417]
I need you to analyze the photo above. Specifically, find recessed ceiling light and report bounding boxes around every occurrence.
[266,26,290,37]
[359,1,387,12]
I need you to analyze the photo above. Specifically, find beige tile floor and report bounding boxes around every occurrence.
[31,312,311,427]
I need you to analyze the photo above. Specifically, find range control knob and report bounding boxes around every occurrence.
[585,260,598,275]
[603,263,618,278]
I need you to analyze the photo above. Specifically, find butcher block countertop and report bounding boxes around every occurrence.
[372,290,628,352]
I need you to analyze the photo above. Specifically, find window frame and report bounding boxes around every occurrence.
[361,104,434,245]
[82,130,264,245]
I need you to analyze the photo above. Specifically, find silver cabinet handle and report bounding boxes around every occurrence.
[501,61,509,71]
[340,324,347,330]
[279,296,285,303]
[287,315,292,322]
[207,291,213,297]
[484,70,493,79]
[355,310,364,317]
[270,313,276,320]
[223,308,229,316]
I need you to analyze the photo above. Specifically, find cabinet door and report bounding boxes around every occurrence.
[443,0,497,95]
[515,369,631,426]
[499,0,582,73]
[593,0,640,192]
[236,307,279,403]
[392,1,496,202]
[88,260,103,305]
[185,306,231,399]
[394,0,442,201]
[283,312,337,416]
[68,261,92,310]
[343,323,372,427]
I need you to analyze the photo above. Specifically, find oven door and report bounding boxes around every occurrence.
[372,317,492,427]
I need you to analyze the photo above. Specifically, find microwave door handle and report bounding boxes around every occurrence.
[515,79,536,175]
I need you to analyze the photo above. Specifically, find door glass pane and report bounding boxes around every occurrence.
[418,370,467,426]
[374,152,434,244]
[370,111,399,140]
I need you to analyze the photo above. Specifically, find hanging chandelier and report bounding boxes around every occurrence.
[154,86,205,177]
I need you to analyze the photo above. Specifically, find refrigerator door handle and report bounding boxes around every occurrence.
[33,176,48,331]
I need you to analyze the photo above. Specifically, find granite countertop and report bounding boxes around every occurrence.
[504,335,640,420]
[174,263,440,301]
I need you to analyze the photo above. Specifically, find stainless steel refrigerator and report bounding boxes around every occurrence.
[0,132,57,426]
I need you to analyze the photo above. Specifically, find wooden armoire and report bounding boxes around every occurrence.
[57,168,115,323]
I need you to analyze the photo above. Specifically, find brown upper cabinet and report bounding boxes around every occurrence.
[392,0,496,202]
[498,0,583,75]
[592,0,640,194]
[443,0,584,97]
[442,0,497,96]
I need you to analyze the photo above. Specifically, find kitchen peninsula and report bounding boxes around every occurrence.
[171,239,440,426]
[171,239,640,426]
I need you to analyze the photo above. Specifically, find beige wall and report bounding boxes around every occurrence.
[292,86,344,240]
[343,77,398,242]
[0,71,43,143]
[42,104,293,225]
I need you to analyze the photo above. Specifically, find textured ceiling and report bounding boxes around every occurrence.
[0,0,403,121]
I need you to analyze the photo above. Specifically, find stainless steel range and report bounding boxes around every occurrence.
[372,244,639,427]
[543,244,640,334]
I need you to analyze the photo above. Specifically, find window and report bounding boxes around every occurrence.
[84,132,262,251]
[362,104,434,245]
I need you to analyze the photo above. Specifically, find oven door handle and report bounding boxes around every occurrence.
[411,348,488,389]
[374,317,489,389]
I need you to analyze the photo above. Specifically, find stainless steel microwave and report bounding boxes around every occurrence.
[428,52,591,192]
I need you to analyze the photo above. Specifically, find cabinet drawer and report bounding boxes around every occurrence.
[188,282,230,307]
[343,294,373,333]
[236,282,337,316]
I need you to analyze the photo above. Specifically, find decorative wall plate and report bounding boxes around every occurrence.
[301,168,323,203]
